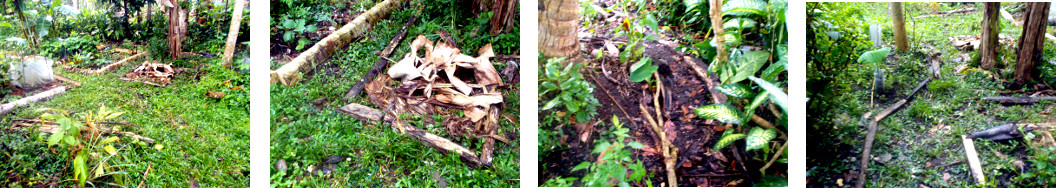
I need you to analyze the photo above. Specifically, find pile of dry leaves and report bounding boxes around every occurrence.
[371,35,508,140]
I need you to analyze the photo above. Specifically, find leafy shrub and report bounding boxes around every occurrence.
[38,106,138,187]
[539,56,600,123]
[551,116,650,187]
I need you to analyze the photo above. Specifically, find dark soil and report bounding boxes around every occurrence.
[270,7,360,62]
[539,36,783,186]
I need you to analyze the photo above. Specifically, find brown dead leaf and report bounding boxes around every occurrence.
[205,91,225,99]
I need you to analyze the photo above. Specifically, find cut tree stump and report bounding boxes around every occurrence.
[0,86,66,116]
[271,0,408,86]
[336,103,487,167]
[962,135,986,185]
[343,16,418,101]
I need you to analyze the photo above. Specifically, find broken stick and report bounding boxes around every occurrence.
[962,135,986,185]
[982,96,1056,105]
[336,103,487,167]
[343,15,418,101]
[857,76,932,188]
[84,52,148,75]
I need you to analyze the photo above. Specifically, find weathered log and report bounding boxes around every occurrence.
[343,16,417,101]
[962,135,986,185]
[53,74,80,87]
[982,96,1056,104]
[271,0,407,85]
[84,52,148,75]
[221,0,246,67]
[0,86,66,115]
[336,103,486,167]
[913,8,976,19]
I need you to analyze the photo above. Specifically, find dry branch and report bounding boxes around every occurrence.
[913,8,976,19]
[962,135,986,185]
[0,86,66,116]
[271,0,408,85]
[336,103,487,167]
[83,52,148,75]
[857,76,932,188]
[982,96,1056,105]
[344,16,418,101]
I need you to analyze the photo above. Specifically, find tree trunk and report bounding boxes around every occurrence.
[221,0,245,67]
[270,0,407,85]
[539,0,580,58]
[980,3,1000,70]
[167,0,185,59]
[1013,2,1050,87]
[710,0,727,63]
[0,86,65,116]
[488,0,516,35]
[890,2,908,51]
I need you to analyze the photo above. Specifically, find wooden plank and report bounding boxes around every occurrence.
[962,135,986,185]
[343,16,418,101]
[856,120,879,188]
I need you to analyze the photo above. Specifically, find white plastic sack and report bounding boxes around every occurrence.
[8,56,55,89]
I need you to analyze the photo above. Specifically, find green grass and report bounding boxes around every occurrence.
[809,2,1056,187]
[0,56,250,186]
[269,0,520,187]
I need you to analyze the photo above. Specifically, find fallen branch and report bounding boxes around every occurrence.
[53,73,80,87]
[982,96,1056,105]
[271,0,408,85]
[336,103,487,167]
[759,141,788,174]
[119,78,167,87]
[343,15,418,101]
[84,52,148,75]
[857,76,932,188]
[683,55,727,104]
[962,135,986,185]
[0,86,66,115]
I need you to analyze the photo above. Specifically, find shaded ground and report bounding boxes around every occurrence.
[808,2,1056,187]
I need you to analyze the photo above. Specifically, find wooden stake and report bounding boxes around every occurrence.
[84,52,148,75]
[962,135,986,185]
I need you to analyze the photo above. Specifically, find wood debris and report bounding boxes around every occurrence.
[123,62,175,87]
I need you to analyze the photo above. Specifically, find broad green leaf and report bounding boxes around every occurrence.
[694,104,746,124]
[572,162,591,172]
[643,14,659,31]
[63,135,78,146]
[857,47,890,64]
[592,142,612,154]
[74,151,87,186]
[716,83,755,99]
[748,76,788,112]
[745,127,777,151]
[629,57,659,82]
[713,133,746,150]
[743,89,770,123]
[723,0,767,16]
[727,50,769,84]
[47,129,64,146]
[757,175,788,186]
[723,18,758,30]
[104,111,124,120]
[154,144,164,150]
[627,141,645,149]
[542,99,561,110]
[104,145,117,155]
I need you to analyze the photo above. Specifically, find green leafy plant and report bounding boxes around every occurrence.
[614,12,659,64]
[564,116,650,187]
[540,56,600,123]
[275,17,317,50]
[39,106,133,187]
[629,57,658,82]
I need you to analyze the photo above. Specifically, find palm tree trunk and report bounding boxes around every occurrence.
[221,0,246,67]
[539,0,579,59]
[890,2,908,51]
